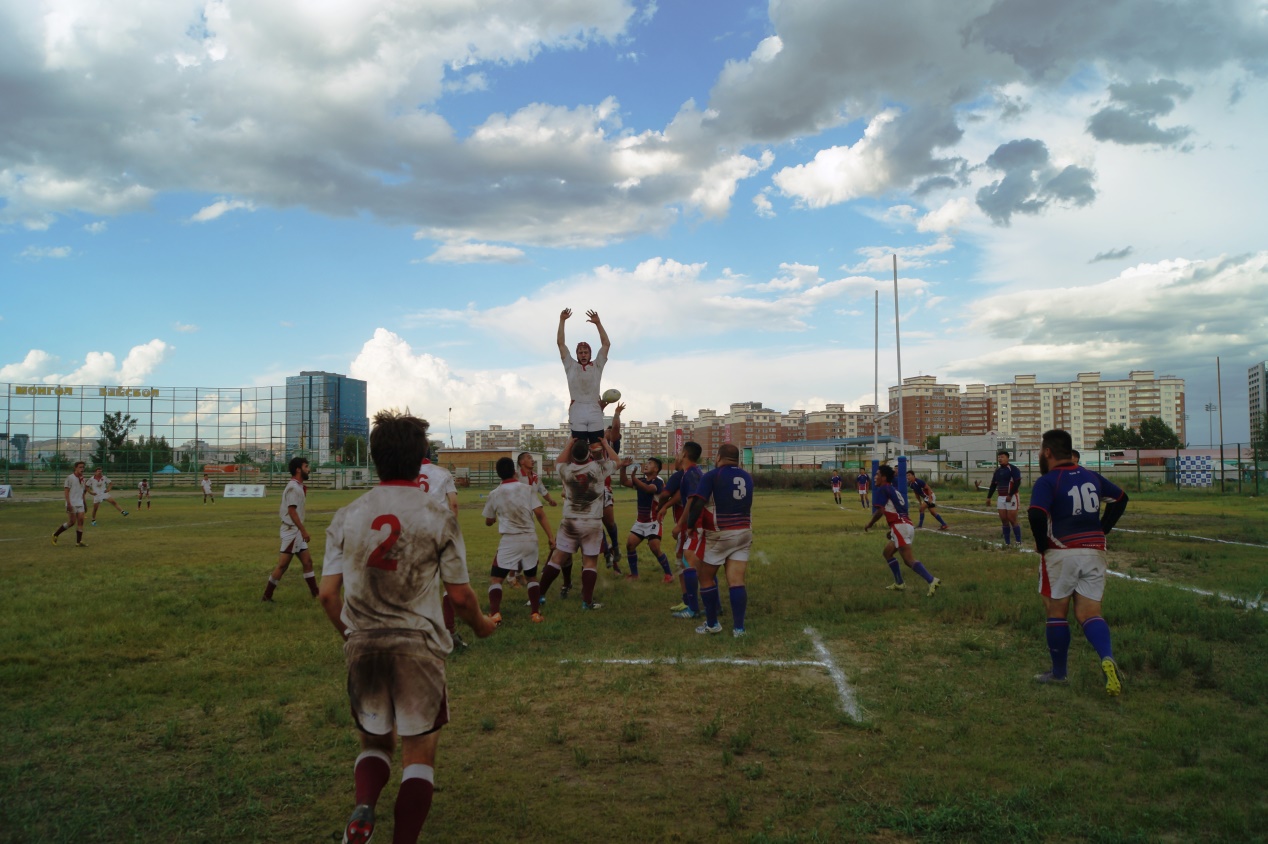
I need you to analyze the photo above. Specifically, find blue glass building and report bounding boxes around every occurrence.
[285,371,369,465]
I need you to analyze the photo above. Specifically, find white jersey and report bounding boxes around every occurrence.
[63,473,87,507]
[517,468,549,500]
[482,479,540,535]
[201,479,212,493]
[280,477,306,526]
[138,481,149,492]
[562,348,608,431]
[558,458,614,521]
[417,461,457,500]
[322,482,470,654]
[87,475,111,497]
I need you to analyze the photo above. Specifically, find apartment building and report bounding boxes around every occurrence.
[887,375,964,447]
[1251,361,1267,437]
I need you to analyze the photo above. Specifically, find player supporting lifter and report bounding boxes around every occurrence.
[987,450,1024,547]
[557,307,611,444]
[865,465,942,596]
[619,456,674,582]
[483,457,554,624]
[137,478,151,510]
[1028,428,1128,695]
[539,436,618,610]
[52,461,89,547]
[599,403,626,572]
[88,467,129,525]
[318,410,496,844]
[683,444,754,637]
[658,442,708,619]
[262,457,319,601]
[906,470,948,530]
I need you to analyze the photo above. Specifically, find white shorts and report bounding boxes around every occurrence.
[345,631,448,738]
[702,529,752,566]
[68,502,86,515]
[677,527,705,562]
[831,484,841,493]
[568,401,605,434]
[494,533,539,572]
[93,493,113,504]
[996,496,1018,512]
[921,492,937,506]
[629,520,662,540]
[603,488,614,509]
[555,518,604,557]
[886,522,915,549]
[280,524,309,554]
[1039,547,1106,602]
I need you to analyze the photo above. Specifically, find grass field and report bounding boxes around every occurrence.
[2,485,1266,843]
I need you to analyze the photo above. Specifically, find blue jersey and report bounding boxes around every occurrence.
[691,465,754,530]
[634,475,665,523]
[663,469,686,517]
[856,473,869,490]
[830,473,842,487]
[1028,465,1124,550]
[989,464,1022,498]
[872,482,911,526]
[908,476,931,501]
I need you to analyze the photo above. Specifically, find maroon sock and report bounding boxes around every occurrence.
[442,594,455,633]
[488,584,502,614]
[393,771,435,843]
[538,563,561,594]
[263,578,278,600]
[582,568,598,604]
[76,531,83,543]
[354,752,391,806]
[561,562,574,588]
[304,573,319,597]
[527,581,541,613]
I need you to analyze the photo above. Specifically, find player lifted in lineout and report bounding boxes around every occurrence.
[987,450,1024,547]
[557,308,611,443]
[483,456,554,624]
[318,410,496,844]
[87,467,129,525]
[865,465,942,596]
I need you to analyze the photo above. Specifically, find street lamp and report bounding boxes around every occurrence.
[1204,403,1217,448]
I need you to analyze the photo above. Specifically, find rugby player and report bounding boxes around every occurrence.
[986,450,1023,547]
[684,444,753,636]
[262,457,319,600]
[557,308,611,443]
[52,461,89,547]
[906,470,948,530]
[864,465,942,596]
[539,436,618,610]
[830,470,843,506]
[619,455,673,582]
[88,467,128,525]
[483,457,554,624]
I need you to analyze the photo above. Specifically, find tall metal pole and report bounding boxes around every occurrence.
[1217,357,1225,489]
[893,254,904,457]
[1205,402,1215,448]
[449,407,454,449]
[873,290,879,460]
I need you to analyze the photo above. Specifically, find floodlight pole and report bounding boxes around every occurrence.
[893,254,904,458]
[873,290,879,460]
[1217,357,1225,489]
[1204,402,1216,449]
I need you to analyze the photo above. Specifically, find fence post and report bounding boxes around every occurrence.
[1237,443,1243,495]
[1175,446,1180,491]
[964,451,969,489]
[1135,448,1141,492]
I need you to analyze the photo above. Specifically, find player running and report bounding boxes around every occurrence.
[318,410,496,844]
[539,436,618,610]
[986,450,1023,547]
[557,308,611,443]
[52,461,89,547]
[137,478,151,510]
[683,444,753,636]
[1029,429,1129,695]
[864,465,942,596]
[619,456,673,582]
[87,467,129,525]
[201,474,215,504]
[262,458,319,601]
[855,469,871,508]
[830,470,843,507]
[906,470,948,530]
[483,457,554,625]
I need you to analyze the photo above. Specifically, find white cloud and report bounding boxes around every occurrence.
[0,350,59,381]
[752,189,775,218]
[190,199,256,223]
[84,221,108,234]
[173,322,200,333]
[19,245,71,260]
[425,241,526,264]
[772,110,900,207]
[1,340,170,385]
[845,237,954,274]
[917,197,973,233]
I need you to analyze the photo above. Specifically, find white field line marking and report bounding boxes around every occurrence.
[921,523,1266,611]
[937,504,1268,550]
[564,628,864,721]
[0,518,270,543]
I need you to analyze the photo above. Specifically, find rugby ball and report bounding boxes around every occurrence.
[602,388,621,403]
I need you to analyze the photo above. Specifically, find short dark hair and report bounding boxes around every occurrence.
[517,451,532,464]
[683,441,702,462]
[877,464,895,482]
[906,469,915,476]
[496,457,516,480]
[997,449,1010,457]
[288,456,308,476]
[1072,449,1081,461]
[571,440,590,462]
[1041,429,1074,461]
[648,457,663,471]
[74,461,86,470]
[370,410,430,481]
[718,443,740,462]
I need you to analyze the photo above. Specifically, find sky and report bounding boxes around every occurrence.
[2,0,1266,444]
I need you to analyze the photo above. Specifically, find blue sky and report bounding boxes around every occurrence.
[2,0,1266,443]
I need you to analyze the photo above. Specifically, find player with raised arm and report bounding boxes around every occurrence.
[906,470,948,531]
[88,467,128,525]
[986,450,1024,547]
[856,469,871,508]
[262,457,319,601]
[683,444,754,636]
[52,461,89,547]
[864,465,942,596]
[830,470,843,507]
[137,478,151,510]
[483,457,554,624]
[538,436,618,610]
[668,441,712,619]
[619,456,673,582]
[1028,429,1129,695]
[557,308,611,443]
[201,473,215,504]
[318,410,496,844]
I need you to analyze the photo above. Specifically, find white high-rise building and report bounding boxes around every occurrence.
[1250,361,1268,438]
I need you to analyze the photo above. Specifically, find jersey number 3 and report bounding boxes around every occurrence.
[368,514,402,571]
[732,477,748,500]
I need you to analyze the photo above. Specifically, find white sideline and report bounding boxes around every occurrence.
[0,517,270,543]
[564,627,864,721]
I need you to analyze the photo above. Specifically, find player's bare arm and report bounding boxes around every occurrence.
[586,309,610,355]
[289,504,310,542]
[618,458,635,487]
[534,505,556,549]
[557,308,572,357]
[863,508,883,532]
[556,437,577,465]
[317,574,349,638]
[445,582,497,638]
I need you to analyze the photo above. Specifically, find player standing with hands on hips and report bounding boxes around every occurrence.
[557,308,611,443]
[987,450,1023,547]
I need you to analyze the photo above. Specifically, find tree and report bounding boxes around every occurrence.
[522,435,546,454]
[43,452,72,473]
[1138,416,1182,449]
[341,435,366,466]
[130,435,174,472]
[924,434,943,451]
[232,451,255,465]
[1095,423,1143,450]
[94,412,138,467]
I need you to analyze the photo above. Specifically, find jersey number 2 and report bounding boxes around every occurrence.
[367,514,402,571]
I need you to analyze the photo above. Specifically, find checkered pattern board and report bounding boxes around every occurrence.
[1177,455,1213,488]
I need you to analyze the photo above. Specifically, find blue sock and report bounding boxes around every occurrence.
[657,553,672,575]
[701,585,720,627]
[1002,525,1011,545]
[918,513,925,527]
[935,514,947,527]
[1046,618,1071,678]
[683,568,699,614]
[728,586,747,630]
[1013,525,1022,543]
[910,562,935,583]
[887,558,904,584]
[1081,617,1113,660]
[626,551,638,576]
